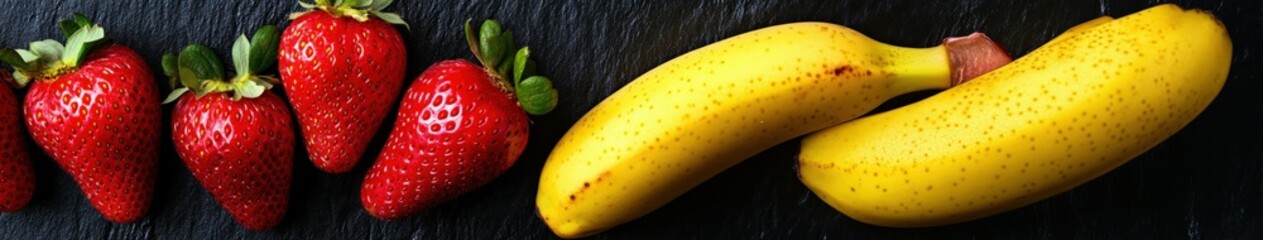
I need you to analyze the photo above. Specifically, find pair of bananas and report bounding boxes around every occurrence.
[537,4,1232,238]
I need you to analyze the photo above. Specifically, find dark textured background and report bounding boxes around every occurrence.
[0,0,1260,239]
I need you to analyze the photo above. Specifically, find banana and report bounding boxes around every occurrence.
[798,4,1231,228]
[536,22,1010,238]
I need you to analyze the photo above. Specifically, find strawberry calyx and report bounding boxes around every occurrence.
[0,13,108,87]
[291,0,408,29]
[162,25,281,104]
[463,19,559,115]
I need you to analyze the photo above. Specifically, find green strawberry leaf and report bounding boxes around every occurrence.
[370,0,408,27]
[298,1,317,9]
[297,0,406,27]
[193,80,213,97]
[14,49,39,63]
[248,25,280,74]
[54,14,106,68]
[478,20,505,69]
[371,11,409,29]
[30,40,65,64]
[177,44,225,86]
[289,1,318,20]
[72,13,92,27]
[58,20,81,39]
[0,49,28,69]
[236,78,266,100]
[11,71,29,87]
[6,48,38,87]
[177,67,200,93]
[496,52,514,80]
[168,27,281,101]
[352,0,372,8]
[516,76,558,115]
[368,0,391,11]
[61,25,105,67]
[513,47,536,86]
[494,31,516,76]
[462,18,561,116]
[346,10,371,22]
[161,53,178,88]
[231,34,251,76]
[331,0,370,21]
[161,54,177,78]
[0,49,28,86]
[58,13,92,38]
[464,19,485,64]
[163,87,189,104]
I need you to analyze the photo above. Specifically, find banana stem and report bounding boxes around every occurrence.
[880,46,953,95]
[880,33,1010,95]
[944,33,1011,86]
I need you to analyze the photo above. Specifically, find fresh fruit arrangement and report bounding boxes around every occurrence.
[0,70,33,213]
[279,0,409,173]
[360,19,558,220]
[0,2,1242,238]
[535,21,1012,237]
[798,4,1231,228]
[162,25,294,231]
[0,14,162,223]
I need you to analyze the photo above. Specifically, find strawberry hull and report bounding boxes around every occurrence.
[24,45,160,223]
[278,11,407,174]
[361,60,529,220]
[172,92,294,231]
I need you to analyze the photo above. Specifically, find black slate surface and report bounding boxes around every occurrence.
[1,0,1260,239]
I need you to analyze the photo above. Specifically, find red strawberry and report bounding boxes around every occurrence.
[278,0,409,173]
[0,14,160,223]
[163,26,294,230]
[361,19,558,220]
[361,59,528,219]
[0,70,34,213]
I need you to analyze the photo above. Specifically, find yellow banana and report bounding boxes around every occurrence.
[536,22,1009,238]
[798,4,1231,228]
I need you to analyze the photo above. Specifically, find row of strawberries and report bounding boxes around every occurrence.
[0,0,557,230]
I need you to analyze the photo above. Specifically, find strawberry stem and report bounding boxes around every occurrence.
[463,18,558,115]
[163,25,281,103]
[0,13,108,87]
[292,0,409,28]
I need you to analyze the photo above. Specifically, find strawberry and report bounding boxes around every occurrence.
[278,0,409,173]
[0,70,34,213]
[162,26,295,231]
[0,14,161,223]
[361,19,558,219]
